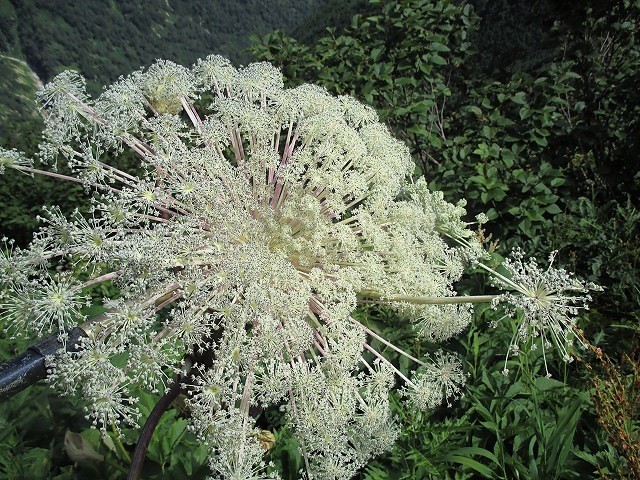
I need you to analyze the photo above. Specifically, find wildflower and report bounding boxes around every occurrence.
[81,371,140,432]
[402,350,468,409]
[489,249,602,376]
[0,272,87,337]
[0,56,595,478]
[0,148,33,174]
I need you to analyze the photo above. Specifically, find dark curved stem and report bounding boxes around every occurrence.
[127,379,183,480]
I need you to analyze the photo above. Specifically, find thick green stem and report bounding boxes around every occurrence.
[359,291,497,305]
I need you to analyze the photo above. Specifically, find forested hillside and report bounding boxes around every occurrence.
[0,54,42,118]
[0,0,327,90]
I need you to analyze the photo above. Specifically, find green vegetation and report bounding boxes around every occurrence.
[2,0,327,90]
[0,54,42,120]
[255,1,638,233]
[250,0,640,477]
[0,0,639,478]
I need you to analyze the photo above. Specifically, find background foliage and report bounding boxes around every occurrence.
[0,0,325,87]
[1,0,639,478]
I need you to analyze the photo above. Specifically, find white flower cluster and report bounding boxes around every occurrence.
[490,249,603,376]
[0,56,530,479]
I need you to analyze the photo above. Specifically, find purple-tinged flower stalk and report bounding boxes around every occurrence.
[0,56,597,479]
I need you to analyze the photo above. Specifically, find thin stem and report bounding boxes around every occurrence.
[475,262,525,294]
[15,166,122,194]
[350,316,427,367]
[111,420,132,463]
[363,343,415,387]
[180,97,203,130]
[15,166,89,185]
[77,271,120,290]
[127,380,183,480]
[153,292,182,313]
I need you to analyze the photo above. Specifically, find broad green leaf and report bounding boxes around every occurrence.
[510,92,527,105]
[430,53,448,65]
[431,41,450,52]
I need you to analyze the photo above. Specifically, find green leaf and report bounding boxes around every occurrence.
[430,53,448,65]
[533,135,548,147]
[448,446,501,466]
[168,418,188,448]
[501,149,515,167]
[545,204,561,214]
[486,208,498,220]
[532,376,565,392]
[370,47,383,61]
[505,380,524,397]
[445,454,497,478]
[31,452,53,477]
[467,105,483,116]
[547,394,587,471]
[430,41,450,52]
[510,92,527,105]
[429,135,442,148]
